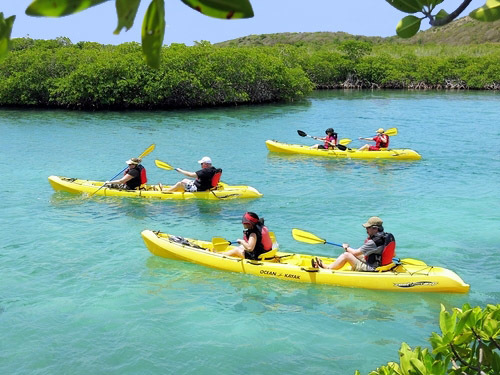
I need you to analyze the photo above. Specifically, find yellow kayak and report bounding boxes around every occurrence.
[266,140,422,160]
[48,176,263,200]
[141,230,469,293]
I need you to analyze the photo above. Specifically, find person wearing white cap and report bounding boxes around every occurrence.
[165,156,218,192]
[105,157,147,190]
[312,216,396,272]
[359,128,390,151]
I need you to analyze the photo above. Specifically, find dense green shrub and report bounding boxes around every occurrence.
[0,39,313,109]
[356,304,500,375]
[1,38,499,109]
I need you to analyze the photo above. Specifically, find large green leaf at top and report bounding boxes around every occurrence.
[385,0,422,14]
[396,15,421,38]
[470,0,500,22]
[182,0,254,19]
[0,13,15,60]
[142,0,165,68]
[26,0,109,17]
[114,0,141,34]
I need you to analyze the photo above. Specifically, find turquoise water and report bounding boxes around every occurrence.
[1,90,499,375]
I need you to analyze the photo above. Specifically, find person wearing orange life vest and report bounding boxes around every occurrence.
[311,128,338,149]
[222,212,273,260]
[105,157,147,190]
[313,216,396,272]
[359,128,390,151]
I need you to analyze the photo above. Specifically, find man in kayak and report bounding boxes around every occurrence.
[311,127,338,149]
[222,212,273,260]
[313,216,394,271]
[359,128,389,151]
[165,156,218,192]
[105,157,147,190]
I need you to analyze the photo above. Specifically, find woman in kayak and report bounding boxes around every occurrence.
[105,157,147,190]
[222,212,273,260]
[313,216,395,272]
[311,128,338,149]
[359,128,390,151]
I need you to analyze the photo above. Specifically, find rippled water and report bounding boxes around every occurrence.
[1,90,499,375]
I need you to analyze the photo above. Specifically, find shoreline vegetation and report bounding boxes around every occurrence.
[1,34,499,110]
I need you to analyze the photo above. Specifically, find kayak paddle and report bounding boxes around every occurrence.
[90,143,155,196]
[212,237,237,252]
[291,228,343,247]
[297,130,348,151]
[359,127,398,139]
[155,159,175,171]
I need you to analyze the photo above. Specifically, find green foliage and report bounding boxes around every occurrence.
[26,0,108,17]
[362,304,500,375]
[470,0,500,22]
[141,0,165,68]
[114,0,141,34]
[339,40,373,61]
[396,15,422,38]
[0,39,313,109]
[0,13,15,60]
[181,0,254,19]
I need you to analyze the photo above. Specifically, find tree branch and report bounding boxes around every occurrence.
[429,0,473,26]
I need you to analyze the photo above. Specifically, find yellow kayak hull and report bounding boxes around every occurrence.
[266,140,422,160]
[48,176,263,200]
[141,230,469,293]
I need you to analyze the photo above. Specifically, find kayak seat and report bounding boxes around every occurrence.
[259,248,278,260]
[210,169,223,190]
[376,234,396,272]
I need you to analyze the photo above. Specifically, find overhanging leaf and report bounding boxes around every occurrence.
[142,0,165,69]
[26,0,109,17]
[0,13,16,60]
[396,15,421,38]
[114,0,141,34]
[385,0,422,13]
[470,0,500,22]
[419,0,444,7]
[435,9,449,21]
[182,0,254,19]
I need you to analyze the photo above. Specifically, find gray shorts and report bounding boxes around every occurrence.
[184,180,198,192]
[353,258,375,272]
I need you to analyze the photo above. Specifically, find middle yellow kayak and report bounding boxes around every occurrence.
[266,140,422,160]
[48,175,263,200]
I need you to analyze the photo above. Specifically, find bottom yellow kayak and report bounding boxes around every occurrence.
[48,175,262,200]
[266,140,422,160]
[141,230,469,293]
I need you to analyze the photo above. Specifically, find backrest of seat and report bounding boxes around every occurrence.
[381,233,396,266]
[211,169,222,189]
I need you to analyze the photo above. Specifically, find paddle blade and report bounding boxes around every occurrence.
[384,128,398,136]
[336,144,347,151]
[292,228,326,245]
[155,159,174,170]
[212,237,231,252]
[339,139,352,146]
[138,144,155,159]
[297,130,307,137]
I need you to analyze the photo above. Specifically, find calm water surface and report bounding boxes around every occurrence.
[1,90,499,375]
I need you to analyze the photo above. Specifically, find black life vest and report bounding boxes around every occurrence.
[124,165,147,189]
[243,224,272,260]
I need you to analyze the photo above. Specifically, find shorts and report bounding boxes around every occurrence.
[368,146,380,151]
[184,180,198,192]
[353,258,375,272]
